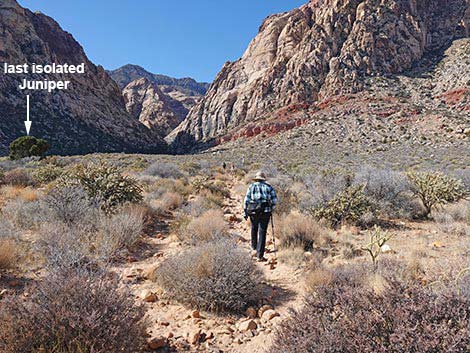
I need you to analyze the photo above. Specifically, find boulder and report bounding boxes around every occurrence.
[246,306,257,319]
[148,337,168,350]
[238,319,257,332]
[258,304,273,318]
[261,309,280,322]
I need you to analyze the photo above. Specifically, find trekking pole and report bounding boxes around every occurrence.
[270,214,276,257]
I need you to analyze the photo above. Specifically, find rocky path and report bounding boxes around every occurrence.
[114,178,306,353]
[222,180,306,353]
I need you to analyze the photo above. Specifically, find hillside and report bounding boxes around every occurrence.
[0,0,167,155]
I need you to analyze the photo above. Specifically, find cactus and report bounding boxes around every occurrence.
[312,184,371,228]
[407,171,467,218]
[361,225,392,270]
[57,162,143,213]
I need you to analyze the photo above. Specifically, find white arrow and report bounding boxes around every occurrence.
[25,95,31,135]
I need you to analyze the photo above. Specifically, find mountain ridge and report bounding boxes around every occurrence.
[108,64,210,96]
[0,0,167,155]
[168,0,469,153]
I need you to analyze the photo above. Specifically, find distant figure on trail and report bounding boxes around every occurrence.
[243,171,277,262]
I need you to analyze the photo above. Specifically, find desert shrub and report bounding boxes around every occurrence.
[1,168,35,187]
[57,162,143,213]
[270,264,470,353]
[434,200,470,236]
[452,168,470,190]
[39,206,143,269]
[0,220,18,270]
[304,266,335,292]
[0,267,146,353]
[43,186,101,226]
[180,209,229,244]
[0,185,39,202]
[0,239,16,270]
[2,198,46,230]
[143,161,184,179]
[0,169,4,184]
[0,156,40,172]
[270,175,298,215]
[38,223,98,270]
[97,206,144,250]
[155,240,263,312]
[407,171,467,217]
[9,136,49,160]
[147,191,184,213]
[32,164,64,184]
[303,169,352,209]
[354,167,419,219]
[313,185,371,228]
[191,176,230,198]
[277,212,327,251]
[361,226,393,270]
[278,247,321,268]
[181,195,221,217]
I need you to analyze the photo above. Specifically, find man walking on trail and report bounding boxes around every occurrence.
[244,171,277,262]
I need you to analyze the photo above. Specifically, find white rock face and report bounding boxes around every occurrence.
[168,0,469,152]
[123,78,188,136]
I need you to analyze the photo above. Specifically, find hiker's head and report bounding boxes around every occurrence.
[253,171,267,182]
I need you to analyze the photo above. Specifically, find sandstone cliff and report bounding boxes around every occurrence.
[169,0,469,152]
[0,0,167,155]
[123,78,188,135]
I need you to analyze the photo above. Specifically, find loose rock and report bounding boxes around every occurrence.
[238,319,257,332]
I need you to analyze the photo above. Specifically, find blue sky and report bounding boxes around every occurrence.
[18,0,306,82]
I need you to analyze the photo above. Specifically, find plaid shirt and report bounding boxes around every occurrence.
[244,181,278,213]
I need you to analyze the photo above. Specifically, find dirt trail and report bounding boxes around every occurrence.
[114,178,307,353]
[222,180,306,353]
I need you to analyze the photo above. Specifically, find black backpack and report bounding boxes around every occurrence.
[246,201,265,216]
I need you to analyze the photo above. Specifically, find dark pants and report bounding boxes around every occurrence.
[250,213,271,259]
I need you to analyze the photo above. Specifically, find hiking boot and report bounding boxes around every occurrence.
[257,257,268,262]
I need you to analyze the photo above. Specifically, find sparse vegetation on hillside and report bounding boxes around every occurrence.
[1,153,468,352]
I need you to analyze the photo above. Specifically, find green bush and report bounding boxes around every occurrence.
[57,162,143,213]
[9,136,49,160]
[407,171,467,218]
[313,185,371,228]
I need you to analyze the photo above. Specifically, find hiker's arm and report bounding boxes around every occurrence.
[270,187,278,209]
[243,186,252,217]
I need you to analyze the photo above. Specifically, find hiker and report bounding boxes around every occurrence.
[243,171,277,262]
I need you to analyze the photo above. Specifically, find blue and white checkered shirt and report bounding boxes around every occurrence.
[244,181,278,213]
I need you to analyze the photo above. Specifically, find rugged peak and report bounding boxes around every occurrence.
[168,0,469,152]
[0,1,167,155]
[0,0,21,9]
